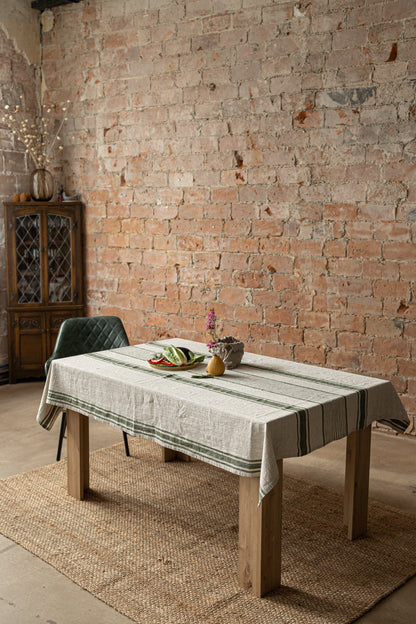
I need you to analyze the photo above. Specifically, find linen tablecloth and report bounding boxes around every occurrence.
[37,339,409,501]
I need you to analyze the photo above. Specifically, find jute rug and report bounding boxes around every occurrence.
[0,438,415,624]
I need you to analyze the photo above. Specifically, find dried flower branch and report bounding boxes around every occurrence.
[1,96,70,169]
[206,308,223,354]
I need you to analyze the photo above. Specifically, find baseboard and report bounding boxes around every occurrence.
[0,364,9,385]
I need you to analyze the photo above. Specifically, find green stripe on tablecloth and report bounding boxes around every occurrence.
[358,388,368,430]
[108,347,353,423]
[91,345,390,456]
[147,344,402,436]
[378,418,408,433]
[90,350,319,460]
[90,348,366,458]
[147,341,375,393]
[297,410,309,455]
[243,362,371,393]
[139,347,367,444]
[320,403,326,447]
[126,346,341,410]
[39,404,62,430]
[87,352,311,415]
[127,345,348,456]
[46,389,262,475]
[135,342,374,400]
[115,349,408,434]
[113,345,363,456]
[144,346,388,438]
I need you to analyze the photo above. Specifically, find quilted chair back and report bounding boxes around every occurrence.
[45,316,129,375]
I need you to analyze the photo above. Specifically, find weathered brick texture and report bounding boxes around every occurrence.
[0,27,36,367]
[36,0,416,432]
[2,1,416,433]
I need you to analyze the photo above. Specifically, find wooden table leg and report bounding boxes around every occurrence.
[160,445,191,462]
[344,425,371,540]
[238,459,283,597]
[67,409,89,500]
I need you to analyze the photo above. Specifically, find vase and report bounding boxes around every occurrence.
[30,168,54,201]
[206,355,225,376]
[216,337,244,369]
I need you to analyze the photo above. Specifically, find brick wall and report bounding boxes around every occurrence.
[0,26,36,368]
[39,0,416,432]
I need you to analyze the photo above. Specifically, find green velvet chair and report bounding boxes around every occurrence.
[45,316,130,461]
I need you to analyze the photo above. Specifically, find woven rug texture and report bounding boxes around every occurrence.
[0,438,415,624]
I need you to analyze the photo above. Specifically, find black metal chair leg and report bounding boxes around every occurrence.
[56,411,67,461]
[57,412,129,460]
[122,431,130,457]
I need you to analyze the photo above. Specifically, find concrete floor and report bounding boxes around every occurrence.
[0,381,415,624]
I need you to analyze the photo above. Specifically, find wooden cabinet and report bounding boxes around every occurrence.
[4,202,84,383]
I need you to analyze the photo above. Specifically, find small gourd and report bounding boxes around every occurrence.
[206,355,225,376]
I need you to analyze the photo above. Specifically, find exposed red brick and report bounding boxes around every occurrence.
[326,350,361,370]
[1,2,415,430]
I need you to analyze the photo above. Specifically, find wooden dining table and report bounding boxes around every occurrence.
[37,339,409,597]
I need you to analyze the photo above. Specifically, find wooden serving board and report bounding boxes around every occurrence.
[147,361,200,371]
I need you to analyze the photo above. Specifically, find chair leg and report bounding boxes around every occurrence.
[58,413,129,459]
[56,411,67,462]
[122,431,130,457]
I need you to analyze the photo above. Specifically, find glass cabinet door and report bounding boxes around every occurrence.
[15,214,42,304]
[47,213,73,303]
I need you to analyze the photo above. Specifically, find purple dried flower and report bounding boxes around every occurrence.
[206,308,223,352]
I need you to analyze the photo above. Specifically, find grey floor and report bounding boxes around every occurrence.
[0,381,415,624]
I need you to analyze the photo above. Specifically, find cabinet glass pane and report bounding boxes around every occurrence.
[15,214,42,304]
[48,214,73,302]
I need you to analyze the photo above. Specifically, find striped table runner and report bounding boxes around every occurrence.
[37,339,409,501]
